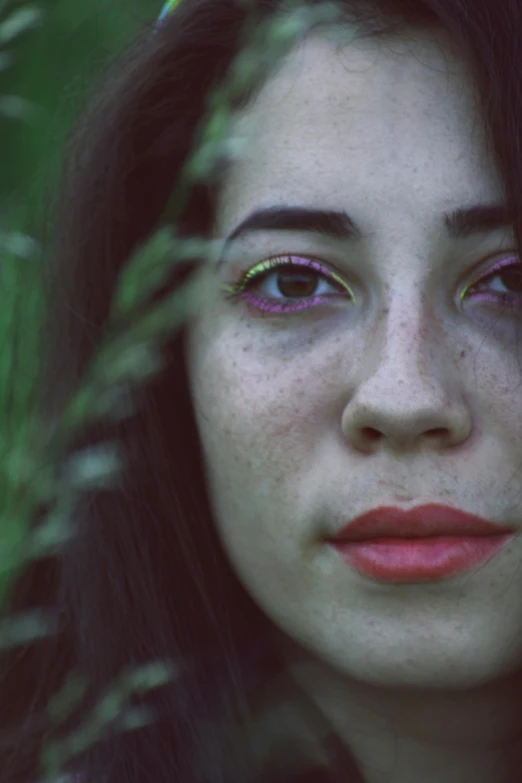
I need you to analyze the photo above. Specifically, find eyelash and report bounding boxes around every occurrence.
[222,255,353,314]
[222,253,522,315]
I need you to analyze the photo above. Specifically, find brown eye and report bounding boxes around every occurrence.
[475,263,522,294]
[464,256,522,307]
[272,266,322,298]
[223,254,354,315]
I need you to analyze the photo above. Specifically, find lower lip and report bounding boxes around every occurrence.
[328,534,513,583]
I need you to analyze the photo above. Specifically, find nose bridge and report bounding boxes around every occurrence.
[342,284,471,452]
[373,287,437,384]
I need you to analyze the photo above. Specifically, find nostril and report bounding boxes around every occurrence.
[360,426,448,443]
[361,427,382,441]
[427,428,448,438]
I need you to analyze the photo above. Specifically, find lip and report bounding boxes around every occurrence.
[328,503,514,541]
[324,504,516,583]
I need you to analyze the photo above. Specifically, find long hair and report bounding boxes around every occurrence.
[2,1,522,781]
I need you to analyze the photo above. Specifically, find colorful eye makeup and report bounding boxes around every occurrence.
[222,254,355,314]
[460,255,522,306]
[222,252,522,316]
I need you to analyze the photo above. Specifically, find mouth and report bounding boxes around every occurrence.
[323,503,516,584]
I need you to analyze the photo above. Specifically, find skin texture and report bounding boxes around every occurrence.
[186,27,522,782]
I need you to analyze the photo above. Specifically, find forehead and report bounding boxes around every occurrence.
[217,30,503,232]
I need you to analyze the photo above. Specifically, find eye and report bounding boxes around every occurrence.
[463,255,522,308]
[222,254,354,315]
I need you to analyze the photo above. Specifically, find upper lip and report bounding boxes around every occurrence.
[327,503,516,541]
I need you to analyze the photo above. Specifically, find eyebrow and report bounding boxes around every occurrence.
[221,203,513,255]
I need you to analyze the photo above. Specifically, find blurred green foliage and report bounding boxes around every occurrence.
[1,0,161,235]
[0,3,344,778]
[0,0,341,619]
[0,0,160,601]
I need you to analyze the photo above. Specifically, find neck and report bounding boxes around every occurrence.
[282,642,522,783]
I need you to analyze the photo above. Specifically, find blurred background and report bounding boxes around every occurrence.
[2,0,162,239]
[0,0,161,601]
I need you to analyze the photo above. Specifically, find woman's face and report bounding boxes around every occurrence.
[186,28,522,689]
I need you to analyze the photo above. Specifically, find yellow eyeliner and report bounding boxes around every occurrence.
[221,255,355,300]
[460,282,470,302]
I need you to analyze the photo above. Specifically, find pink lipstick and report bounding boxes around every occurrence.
[324,503,515,583]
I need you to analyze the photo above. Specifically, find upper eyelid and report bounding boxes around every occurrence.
[241,253,348,279]
[226,249,521,286]
[253,254,334,272]
[271,250,520,272]
[465,252,520,286]
[239,254,351,290]
[476,254,520,274]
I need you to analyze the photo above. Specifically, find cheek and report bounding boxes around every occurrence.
[192,345,318,472]
[467,340,522,431]
[186,327,338,533]
[453,338,522,499]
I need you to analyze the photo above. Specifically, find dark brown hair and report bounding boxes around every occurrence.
[2,1,522,781]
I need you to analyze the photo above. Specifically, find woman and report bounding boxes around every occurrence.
[3,0,522,781]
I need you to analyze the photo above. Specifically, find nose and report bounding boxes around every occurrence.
[341,305,472,454]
